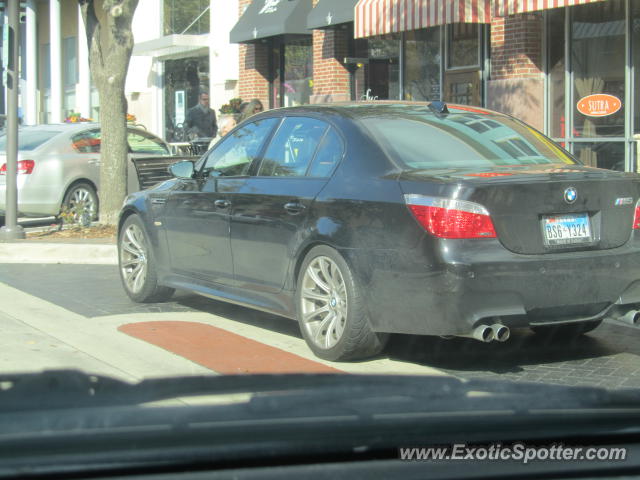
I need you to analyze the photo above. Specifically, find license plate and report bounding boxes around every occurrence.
[542,213,592,246]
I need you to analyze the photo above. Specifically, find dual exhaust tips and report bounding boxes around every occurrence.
[464,323,510,343]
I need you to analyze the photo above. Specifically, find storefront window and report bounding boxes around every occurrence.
[283,39,312,107]
[548,9,565,139]
[572,142,625,171]
[447,24,480,69]
[163,56,209,141]
[572,0,625,139]
[366,35,400,100]
[404,28,441,101]
[164,0,210,35]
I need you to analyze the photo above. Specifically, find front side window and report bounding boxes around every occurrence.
[70,130,101,153]
[127,130,170,155]
[203,118,279,176]
[258,118,328,177]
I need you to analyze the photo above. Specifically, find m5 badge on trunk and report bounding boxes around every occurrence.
[564,187,577,204]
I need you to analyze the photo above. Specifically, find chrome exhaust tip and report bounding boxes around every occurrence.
[463,325,494,343]
[491,324,510,342]
[620,309,640,326]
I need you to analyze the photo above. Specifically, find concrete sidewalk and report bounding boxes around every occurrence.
[0,241,117,265]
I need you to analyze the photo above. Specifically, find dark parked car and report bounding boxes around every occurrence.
[117,102,640,361]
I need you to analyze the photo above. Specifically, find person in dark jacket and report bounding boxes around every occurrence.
[185,92,218,139]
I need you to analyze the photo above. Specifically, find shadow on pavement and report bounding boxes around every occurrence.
[174,292,302,340]
[384,329,612,374]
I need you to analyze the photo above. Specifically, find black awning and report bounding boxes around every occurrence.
[307,0,357,30]
[230,0,313,44]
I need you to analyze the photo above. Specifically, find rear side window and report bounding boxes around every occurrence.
[361,112,576,169]
[307,127,344,178]
[258,117,328,177]
[0,130,62,151]
[71,130,101,153]
[128,130,169,155]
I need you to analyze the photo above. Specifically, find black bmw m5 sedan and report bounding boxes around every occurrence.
[117,102,640,361]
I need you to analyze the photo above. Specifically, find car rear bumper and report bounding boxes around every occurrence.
[343,234,640,336]
[0,179,60,217]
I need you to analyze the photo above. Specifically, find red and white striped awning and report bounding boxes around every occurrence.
[354,0,491,39]
[492,0,607,17]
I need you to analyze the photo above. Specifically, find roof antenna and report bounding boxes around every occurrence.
[428,101,449,114]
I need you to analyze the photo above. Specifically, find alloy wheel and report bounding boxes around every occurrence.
[68,187,97,223]
[300,256,348,350]
[119,223,148,294]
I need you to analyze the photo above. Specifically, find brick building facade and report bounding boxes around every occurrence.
[233,0,640,172]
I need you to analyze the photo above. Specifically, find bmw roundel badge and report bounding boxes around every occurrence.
[564,187,577,204]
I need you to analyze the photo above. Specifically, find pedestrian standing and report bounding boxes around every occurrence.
[185,91,218,140]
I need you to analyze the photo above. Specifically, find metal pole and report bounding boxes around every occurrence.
[0,0,25,241]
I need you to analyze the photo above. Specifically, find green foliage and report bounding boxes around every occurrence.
[219,97,243,114]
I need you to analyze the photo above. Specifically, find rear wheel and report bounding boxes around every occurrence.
[118,214,174,303]
[530,319,602,338]
[296,245,388,361]
[62,182,98,223]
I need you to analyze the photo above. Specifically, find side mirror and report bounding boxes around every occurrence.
[169,160,195,179]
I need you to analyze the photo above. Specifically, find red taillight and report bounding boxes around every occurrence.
[633,204,640,229]
[0,160,35,175]
[405,194,497,239]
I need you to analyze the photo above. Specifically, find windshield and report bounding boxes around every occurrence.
[361,111,576,169]
[0,130,61,151]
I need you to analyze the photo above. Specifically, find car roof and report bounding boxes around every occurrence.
[261,101,505,120]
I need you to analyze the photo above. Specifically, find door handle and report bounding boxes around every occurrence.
[214,199,231,209]
[284,202,306,215]
[88,158,101,165]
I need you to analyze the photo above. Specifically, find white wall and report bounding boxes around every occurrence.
[209,0,240,114]
[127,0,162,135]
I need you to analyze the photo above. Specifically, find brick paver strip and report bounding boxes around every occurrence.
[119,321,342,375]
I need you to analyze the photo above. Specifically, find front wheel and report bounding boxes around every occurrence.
[530,319,602,338]
[118,214,174,303]
[296,245,388,361]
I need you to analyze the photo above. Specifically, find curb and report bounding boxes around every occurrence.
[0,243,118,265]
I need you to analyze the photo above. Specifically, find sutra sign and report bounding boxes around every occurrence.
[576,94,622,117]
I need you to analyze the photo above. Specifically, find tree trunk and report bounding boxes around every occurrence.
[79,0,138,225]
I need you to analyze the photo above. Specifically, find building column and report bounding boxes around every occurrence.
[487,14,544,130]
[49,0,62,123]
[76,2,91,119]
[24,0,37,125]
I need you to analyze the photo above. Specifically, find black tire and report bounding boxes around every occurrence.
[295,245,388,361]
[118,214,174,303]
[62,182,99,222]
[530,319,602,338]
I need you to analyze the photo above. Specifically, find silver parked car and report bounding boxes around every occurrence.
[0,123,177,220]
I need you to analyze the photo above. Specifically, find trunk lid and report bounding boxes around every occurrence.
[399,164,640,254]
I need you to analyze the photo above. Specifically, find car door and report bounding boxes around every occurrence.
[126,128,172,193]
[230,117,344,293]
[162,117,279,286]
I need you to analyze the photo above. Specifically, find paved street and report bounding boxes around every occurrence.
[1,262,640,388]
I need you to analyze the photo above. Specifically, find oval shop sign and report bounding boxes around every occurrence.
[576,94,622,117]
